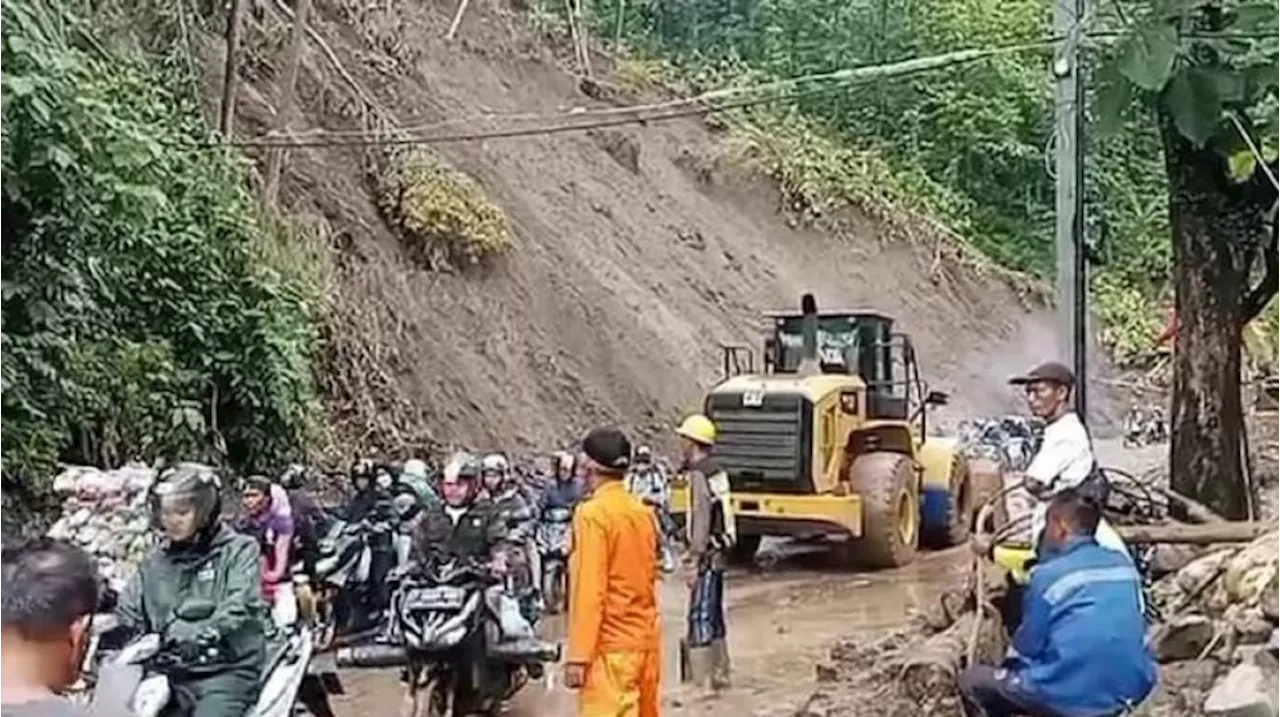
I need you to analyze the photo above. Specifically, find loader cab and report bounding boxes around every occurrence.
[765,310,936,418]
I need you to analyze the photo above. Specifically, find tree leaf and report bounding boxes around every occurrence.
[1164,68,1224,147]
[1227,148,1257,183]
[1096,63,1134,137]
[1245,60,1279,98]
[1205,67,1246,105]
[1230,1,1278,32]
[1119,22,1179,91]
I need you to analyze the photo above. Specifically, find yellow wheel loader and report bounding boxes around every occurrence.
[670,294,974,569]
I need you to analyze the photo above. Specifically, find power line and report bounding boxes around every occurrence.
[201,40,1057,150]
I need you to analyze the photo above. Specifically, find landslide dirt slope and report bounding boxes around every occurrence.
[220,0,1080,454]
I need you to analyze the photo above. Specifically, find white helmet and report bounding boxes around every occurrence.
[481,453,510,474]
[402,458,428,481]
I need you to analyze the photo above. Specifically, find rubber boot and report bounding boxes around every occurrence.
[710,638,731,690]
[683,646,718,698]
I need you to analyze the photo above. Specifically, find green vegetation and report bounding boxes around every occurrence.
[1096,0,1277,518]
[378,149,513,271]
[1,0,320,481]
[562,0,1185,362]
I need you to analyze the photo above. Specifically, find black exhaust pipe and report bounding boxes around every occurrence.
[334,644,409,669]
[797,293,820,377]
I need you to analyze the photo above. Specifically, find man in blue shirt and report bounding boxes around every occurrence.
[957,490,1157,717]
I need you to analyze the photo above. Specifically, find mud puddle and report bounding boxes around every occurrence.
[332,544,969,716]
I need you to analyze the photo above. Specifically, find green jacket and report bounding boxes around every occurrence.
[117,524,267,673]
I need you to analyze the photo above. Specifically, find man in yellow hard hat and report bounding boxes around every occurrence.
[675,414,735,696]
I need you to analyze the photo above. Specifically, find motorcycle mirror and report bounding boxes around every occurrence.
[174,599,216,622]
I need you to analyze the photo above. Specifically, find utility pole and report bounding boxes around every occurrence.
[1053,0,1089,420]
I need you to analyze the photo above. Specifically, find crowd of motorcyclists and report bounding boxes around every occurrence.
[0,441,679,717]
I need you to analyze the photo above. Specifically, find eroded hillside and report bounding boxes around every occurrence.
[215,0,1106,455]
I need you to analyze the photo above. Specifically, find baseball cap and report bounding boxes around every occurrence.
[1009,361,1075,388]
[582,427,632,474]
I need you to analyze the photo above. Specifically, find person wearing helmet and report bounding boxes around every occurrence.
[410,454,505,567]
[480,453,538,623]
[675,414,735,697]
[278,466,328,588]
[539,451,586,515]
[625,445,670,510]
[410,455,539,648]
[399,458,441,510]
[116,463,267,717]
[237,476,297,627]
[626,446,676,574]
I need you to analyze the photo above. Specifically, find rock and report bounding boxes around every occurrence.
[1148,544,1201,577]
[1226,606,1274,645]
[1219,532,1279,609]
[1262,574,1278,621]
[815,662,839,682]
[1235,644,1266,667]
[1162,659,1220,692]
[1152,614,1215,662]
[1177,549,1236,594]
[1203,662,1280,717]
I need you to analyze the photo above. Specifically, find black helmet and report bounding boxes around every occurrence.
[149,463,222,543]
[455,456,481,481]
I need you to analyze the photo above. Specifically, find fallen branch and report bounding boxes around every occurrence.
[1156,485,1226,524]
[1115,521,1270,544]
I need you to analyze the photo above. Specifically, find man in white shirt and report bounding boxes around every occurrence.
[1007,361,1129,558]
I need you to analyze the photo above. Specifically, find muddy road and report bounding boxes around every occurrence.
[332,440,1163,716]
[333,545,970,717]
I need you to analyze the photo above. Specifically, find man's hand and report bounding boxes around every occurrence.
[969,534,994,558]
[564,662,587,689]
[1024,476,1053,500]
[680,558,698,588]
[93,661,143,714]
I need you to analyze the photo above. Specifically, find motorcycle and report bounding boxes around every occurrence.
[535,507,573,615]
[303,511,400,648]
[86,601,318,717]
[336,560,559,717]
[298,467,429,649]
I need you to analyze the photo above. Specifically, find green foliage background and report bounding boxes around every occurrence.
[1,0,319,484]
[567,0,1177,360]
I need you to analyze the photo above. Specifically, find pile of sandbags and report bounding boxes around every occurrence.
[45,464,157,591]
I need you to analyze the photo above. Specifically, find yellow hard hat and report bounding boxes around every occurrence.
[676,414,717,445]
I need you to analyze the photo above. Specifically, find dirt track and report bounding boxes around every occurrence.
[331,441,1165,716]
[332,543,969,717]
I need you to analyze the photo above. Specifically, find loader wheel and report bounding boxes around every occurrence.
[922,454,973,549]
[728,535,761,566]
[848,452,918,568]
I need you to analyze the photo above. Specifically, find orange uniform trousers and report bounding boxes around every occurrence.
[578,649,662,717]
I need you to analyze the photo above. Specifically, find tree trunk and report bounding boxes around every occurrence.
[1161,118,1275,520]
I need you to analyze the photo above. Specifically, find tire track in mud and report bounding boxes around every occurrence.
[334,546,970,717]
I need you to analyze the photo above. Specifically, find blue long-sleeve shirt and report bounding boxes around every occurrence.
[1005,535,1157,717]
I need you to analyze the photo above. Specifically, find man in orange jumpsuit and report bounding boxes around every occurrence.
[565,426,662,717]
